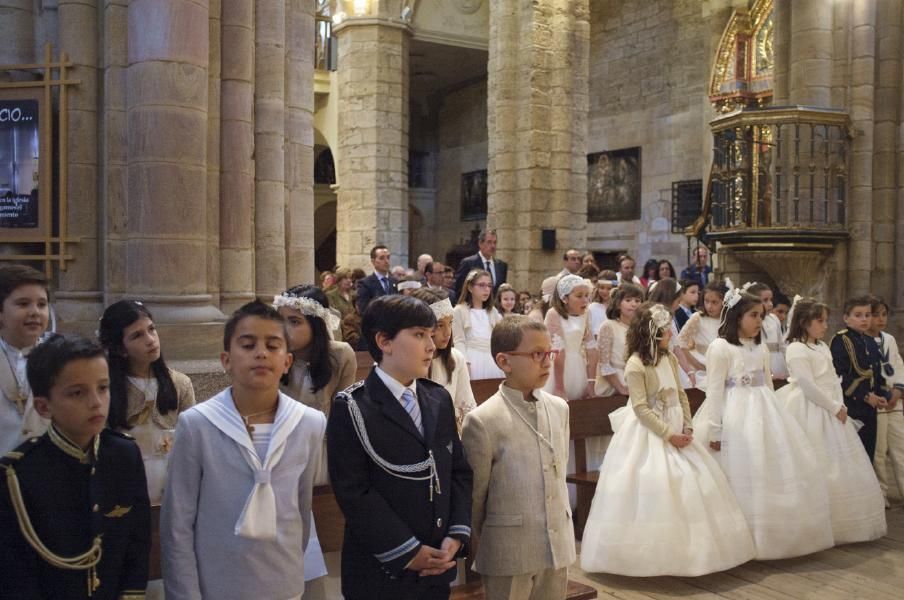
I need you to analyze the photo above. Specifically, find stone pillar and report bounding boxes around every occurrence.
[254,0,287,297]
[219,0,255,313]
[771,0,790,104]
[126,0,219,322]
[54,0,101,329]
[789,0,833,107]
[334,11,410,270]
[487,0,589,292]
[207,0,222,304]
[0,1,34,65]
[846,0,877,294]
[101,0,129,298]
[873,0,899,304]
[285,0,316,285]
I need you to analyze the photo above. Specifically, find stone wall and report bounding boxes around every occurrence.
[587,0,707,272]
[434,80,489,262]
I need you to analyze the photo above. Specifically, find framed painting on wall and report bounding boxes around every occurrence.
[587,147,641,222]
[460,169,487,220]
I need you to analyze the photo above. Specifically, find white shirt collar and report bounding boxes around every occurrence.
[478,252,493,264]
[375,365,418,402]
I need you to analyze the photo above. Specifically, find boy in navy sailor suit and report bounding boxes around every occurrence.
[327,295,472,600]
[831,295,890,460]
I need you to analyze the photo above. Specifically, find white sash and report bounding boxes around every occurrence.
[195,388,305,540]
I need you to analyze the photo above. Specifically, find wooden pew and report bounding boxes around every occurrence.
[471,378,504,405]
[355,350,374,382]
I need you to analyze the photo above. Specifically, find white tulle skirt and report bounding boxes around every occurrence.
[776,384,886,544]
[693,385,835,559]
[580,404,756,576]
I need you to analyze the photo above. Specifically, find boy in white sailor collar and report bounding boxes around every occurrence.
[0,333,150,599]
[161,301,326,600]
[327,295,472,600]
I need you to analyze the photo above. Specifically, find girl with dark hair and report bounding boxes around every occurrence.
[98,299,195,503]
[274,284,356,422]
[639,258,659,289]
[544,275,598,400]
[775,298,886,543]
[453,269,503,380]
[581,303,754,576]
[691,289,834,560]
[411,287,476,434]
[676,280,727,389]
[595,282,645,397]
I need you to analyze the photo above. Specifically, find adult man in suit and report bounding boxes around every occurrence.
[328,296,472,600]
[453,229,508,300]
[356,245,398,315]
[540,249,584,300]
[679,245,713,290]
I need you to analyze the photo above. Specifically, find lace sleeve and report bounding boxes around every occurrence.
[676,312,699,350]
[544,310,565,351]
[598,322,617,376]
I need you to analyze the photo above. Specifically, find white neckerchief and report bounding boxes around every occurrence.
[194,388,305,540]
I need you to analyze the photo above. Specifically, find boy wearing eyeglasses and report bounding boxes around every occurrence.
[461,315,575,600]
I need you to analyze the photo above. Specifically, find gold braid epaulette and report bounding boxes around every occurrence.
[3,463,103,596]
[841,334,874,398]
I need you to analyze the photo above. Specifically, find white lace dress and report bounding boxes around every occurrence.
[581,354,755,576]
[775,341,886,543]
[762,313,788,379]
[692,338,834,559]
[595,320,629,397]
[452,304,504,380]
[676,313,720,391]
[543,310,597,400]
[588,302,608,340]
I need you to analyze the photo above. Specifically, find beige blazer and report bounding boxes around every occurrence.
[624,353,692,439]
[125,368,196,429]
[461,383,576,576]
[281,340,356,417]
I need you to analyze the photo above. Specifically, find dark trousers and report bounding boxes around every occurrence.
[345,586,450,600]
[856,412,878,460]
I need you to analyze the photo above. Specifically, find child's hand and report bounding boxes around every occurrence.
[889,389,902,410]
[709,440,721,452]
[682,427,694,438]
[835,406,848,424]
[584,381,595,398]
[408,544,455,575]
[865,393,883,408]
[688,371,696,386]
[669,433,692,449]
[616,383,629,396]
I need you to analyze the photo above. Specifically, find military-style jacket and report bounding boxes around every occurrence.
[327,370,472,599]
[830,328,888,418]
[0,425,150,599]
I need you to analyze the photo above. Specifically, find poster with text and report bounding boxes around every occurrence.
[0,99,40,229]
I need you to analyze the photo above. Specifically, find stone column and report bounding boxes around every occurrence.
[126,0,219,322]
[101,0,128,298]
[285,0,316,285]
[54,0,101,329]
[487,0,590,292]
[254,0,287,297]
[771,0,791,104]
[873,0,899,304]
[207,0,222,304]
[219,0,255,313]
[789,0,833,107]
[845,0,877,295]
[334,11,410,270]
[0,1,34,65]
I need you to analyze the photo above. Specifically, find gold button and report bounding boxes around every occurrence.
[92,504,99,512]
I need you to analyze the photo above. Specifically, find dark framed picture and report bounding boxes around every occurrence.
[0,96,42,231]
[587,147,641,222]
[460,169,488,220]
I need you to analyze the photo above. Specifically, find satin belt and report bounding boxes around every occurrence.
[725,371,766,388]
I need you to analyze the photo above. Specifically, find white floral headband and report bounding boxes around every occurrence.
[429,298,454,320]
[397,280,421,291]
[557,274,590,298]
[647,304,673,359]
[272,293,341,333]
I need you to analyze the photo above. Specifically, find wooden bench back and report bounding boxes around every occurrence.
[355,351,373,382]
[472,379,504,405]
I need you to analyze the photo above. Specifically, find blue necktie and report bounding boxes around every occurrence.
[381,276,390,294]
[401,389,423,436]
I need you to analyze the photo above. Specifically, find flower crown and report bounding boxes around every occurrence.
[645,303,673,360]
[272,293,340,333]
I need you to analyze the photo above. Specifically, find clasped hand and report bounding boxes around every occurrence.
[408,537,461,577]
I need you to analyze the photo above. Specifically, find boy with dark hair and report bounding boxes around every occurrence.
[162,300,325,599]
[328,295,472,600]
[831,295,889,459]
[461,315,574,599]
[0,333,150,599]
[0,264,51,451]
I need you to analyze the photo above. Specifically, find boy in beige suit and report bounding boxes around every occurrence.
[461,315,575,600]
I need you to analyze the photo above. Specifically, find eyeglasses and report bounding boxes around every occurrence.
[505,350,559,363]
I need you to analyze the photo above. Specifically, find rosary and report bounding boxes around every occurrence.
[503,394,559,474]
